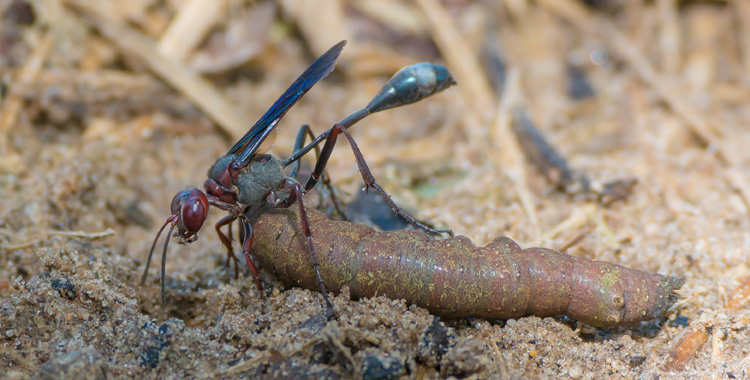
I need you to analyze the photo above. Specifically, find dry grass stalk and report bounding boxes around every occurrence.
[538,0,750,212]
[0,32,53,156]
[157,0,226,62]
[63,0,249,140]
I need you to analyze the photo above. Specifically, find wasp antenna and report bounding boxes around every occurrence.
[141,216,175,285]
[161,223,176,305]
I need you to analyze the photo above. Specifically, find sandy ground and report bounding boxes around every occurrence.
[2,0,750,379]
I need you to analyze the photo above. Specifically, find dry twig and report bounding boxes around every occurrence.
[538,0,750,212]
[63,0,249,140]
[0,32,53,155]
[1,229,115,251]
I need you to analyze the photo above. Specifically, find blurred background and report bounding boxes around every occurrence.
[2,0,750,377]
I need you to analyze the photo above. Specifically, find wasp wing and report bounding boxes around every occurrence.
[228,40,346,165]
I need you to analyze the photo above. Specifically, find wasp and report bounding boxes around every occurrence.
[141,41,457,315]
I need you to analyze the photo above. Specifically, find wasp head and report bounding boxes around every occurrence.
[169,188,209,242]
[141,187,209,304]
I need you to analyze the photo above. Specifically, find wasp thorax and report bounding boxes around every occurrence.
[207,155,236,187]
[235,154,287,205]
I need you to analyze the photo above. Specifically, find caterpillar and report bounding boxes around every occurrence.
[244,204,683,327]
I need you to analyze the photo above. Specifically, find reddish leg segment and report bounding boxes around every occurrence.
[239,218,266,308]
[304,124,452,236]
[273,179,334,317]
[207,196,266,308]
[290,124,347,219]
[215,214,239,278]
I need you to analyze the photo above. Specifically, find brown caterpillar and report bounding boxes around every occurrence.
[245,204,683,328]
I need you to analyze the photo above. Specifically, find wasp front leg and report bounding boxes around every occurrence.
[238,216,266,310]
[215,214,239,278]
[207,196,266,309]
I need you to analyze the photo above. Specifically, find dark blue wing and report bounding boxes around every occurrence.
[227,40,346,163]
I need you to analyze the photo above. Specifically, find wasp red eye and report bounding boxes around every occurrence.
[180,189,209,233]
